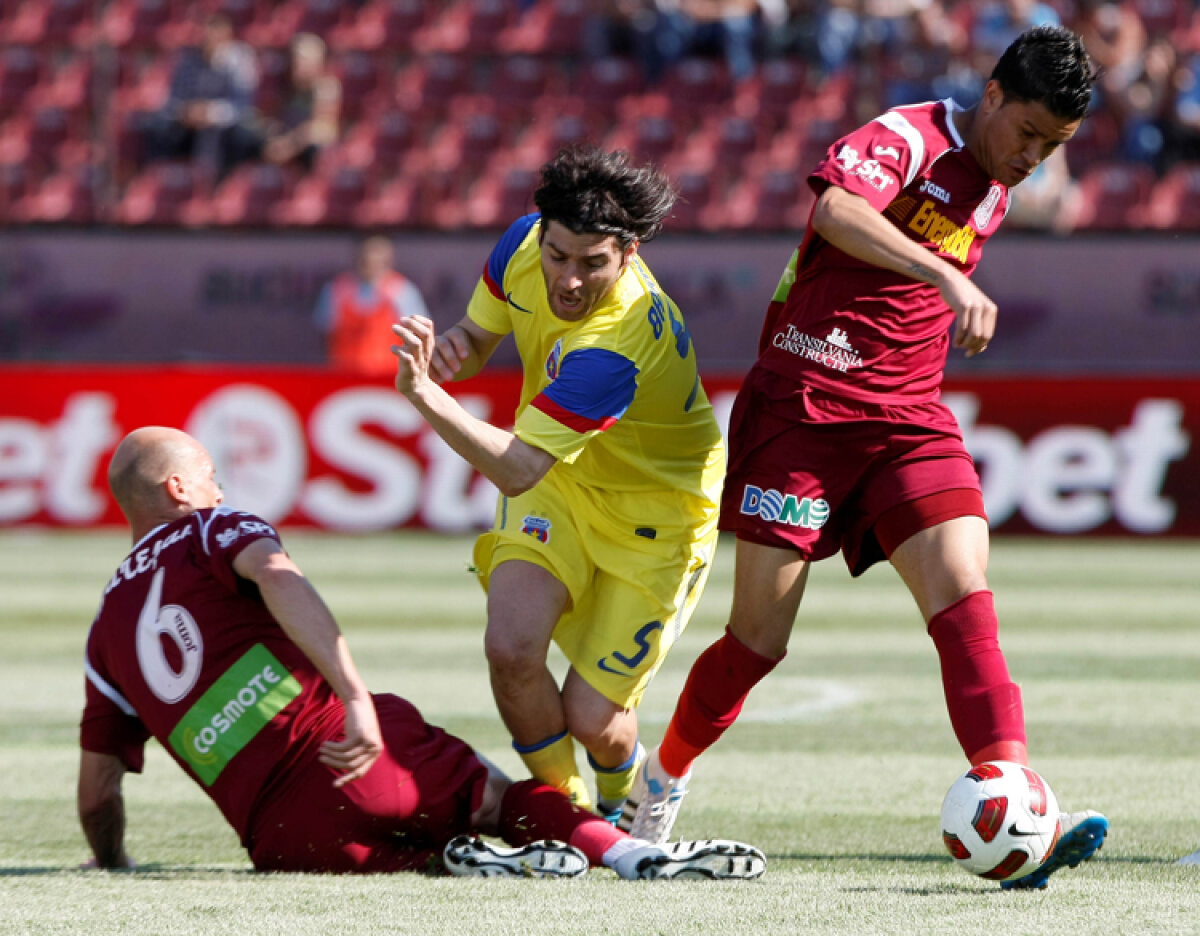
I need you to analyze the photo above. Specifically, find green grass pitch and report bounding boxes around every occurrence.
[2,530,1198,935]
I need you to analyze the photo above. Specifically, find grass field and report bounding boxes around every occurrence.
[2,530,1198,936]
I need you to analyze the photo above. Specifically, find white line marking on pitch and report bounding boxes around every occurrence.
[736,677,864,723]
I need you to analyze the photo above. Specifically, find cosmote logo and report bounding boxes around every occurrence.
[739,485,831,530]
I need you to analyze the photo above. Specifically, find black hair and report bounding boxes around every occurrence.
[533,145,677,248]
[991,25,1097,122]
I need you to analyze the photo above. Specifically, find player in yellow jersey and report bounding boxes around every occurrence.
[390,146,724,821]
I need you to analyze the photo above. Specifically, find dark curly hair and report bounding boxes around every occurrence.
[533,146,677,249]
[991,25,1097,122]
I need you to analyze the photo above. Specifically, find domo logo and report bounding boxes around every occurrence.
[740,485,831,530]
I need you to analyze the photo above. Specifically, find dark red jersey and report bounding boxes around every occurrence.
[756,99,1010,405]
[81,508,344,843]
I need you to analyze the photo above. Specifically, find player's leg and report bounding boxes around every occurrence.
[484,558,592,807]
[884,509,1027,766]
[457,775,765,880]
[627,538,809,842]
[561,668,642,820]
[883,505,1108,888]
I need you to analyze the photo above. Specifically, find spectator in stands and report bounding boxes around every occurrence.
[143,12,260,180]
[1164,49,1200,166]
[314,236,430,379]
[256,33,341,172]
[630,0,765,84]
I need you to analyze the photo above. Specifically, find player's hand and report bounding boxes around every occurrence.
[941,270,997,358]
[319,695,383,788]
[429,325,471,384]
[391,315,436,397]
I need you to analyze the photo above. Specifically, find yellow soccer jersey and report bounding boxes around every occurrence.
[467,213,724,538]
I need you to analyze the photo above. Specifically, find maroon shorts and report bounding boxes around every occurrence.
[719,368,985,576]
[248,693,488,873]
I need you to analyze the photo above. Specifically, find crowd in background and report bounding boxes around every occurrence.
[0,0,1198,230]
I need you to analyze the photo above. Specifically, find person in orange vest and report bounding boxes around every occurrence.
[315,236,430,377]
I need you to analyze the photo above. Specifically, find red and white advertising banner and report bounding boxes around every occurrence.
[2,367,1196,536]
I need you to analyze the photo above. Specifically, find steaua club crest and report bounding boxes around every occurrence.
[544,339,563,380]
[520,515,551,544]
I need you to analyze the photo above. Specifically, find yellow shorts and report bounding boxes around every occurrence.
[472,471,718,709]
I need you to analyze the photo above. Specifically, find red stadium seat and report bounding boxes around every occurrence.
[273,165,368,227]
[662,168,717,232]
[338,108,423,176]
[333,50,384,122]
[498,0,586,56]
[0,160,33,219]
[1138,162,1200,230]
[356,173,425,227]
[209,163,293,226]
[333,0,429,52]
[394,54,472,113]
[101,0,185,49]
[6,0,95,46]
[0,47,44,114]
[572,57,645,125]
[244,0,350,49]
[723,167,816,231]
[417,0,515,56]
[659,58,733,130]
[20,165,100,224]
[604,112,681,167]
[461,163,539,228]
[734,57,810,130]
[1072,162,1155,230]
[117,162,211,225]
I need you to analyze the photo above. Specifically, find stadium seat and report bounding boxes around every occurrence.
[497,0,586,56]
[1062,109,1121,175]
[208,163,293,226]
[604,112,680,167]
[356,173,424,227]
[394,54,472,113]
[417,0,515,56]
[1138,162,1200,230]
[100,0,185,48]
[333,50,384,122]
[332,0,429,52]
[27,52,92,117]
[116,161,210,225]
[1072,162,1155,230]
[244,0,349,49]
[19,165,100,224]
[723,166,816,231]
[734,57,810,130]
[337,108,423,176]
[489,56,562,121]
[659,58,733,130]
[662,168,718,232]
[572,57,645,125]
[273,165,368,227]
[456,163,538,229]
[0,161,33,219]
[0,46,44,115]
[5,0,95,46]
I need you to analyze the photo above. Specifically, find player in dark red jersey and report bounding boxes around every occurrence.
[78,426,766,879]
[625,26,1108,889]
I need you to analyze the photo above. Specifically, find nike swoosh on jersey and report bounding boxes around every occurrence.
[506,291,533,314]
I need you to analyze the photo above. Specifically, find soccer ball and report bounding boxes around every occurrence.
[940,761,1060,882]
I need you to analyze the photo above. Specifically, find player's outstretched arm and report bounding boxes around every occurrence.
[392,315,556,496]
[429,315,505,384]
[78,750,135,870]
[233,539,382,788]
[810,186,996,356]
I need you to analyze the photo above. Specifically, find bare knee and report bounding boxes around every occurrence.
[470,771,509,835]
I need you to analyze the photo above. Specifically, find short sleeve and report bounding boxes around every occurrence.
[809,114,923,211]
[81,646,150,773]
[466,213,540,336]
[515,347,638,462]
[198,509,283,594]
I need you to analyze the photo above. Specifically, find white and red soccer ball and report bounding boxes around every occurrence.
[940,761,1060,882]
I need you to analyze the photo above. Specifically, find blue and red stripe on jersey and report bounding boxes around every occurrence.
[531,347,638,433]
[482,212,541,301]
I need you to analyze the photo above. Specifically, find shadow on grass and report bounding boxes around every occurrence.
[0,864,255,877]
